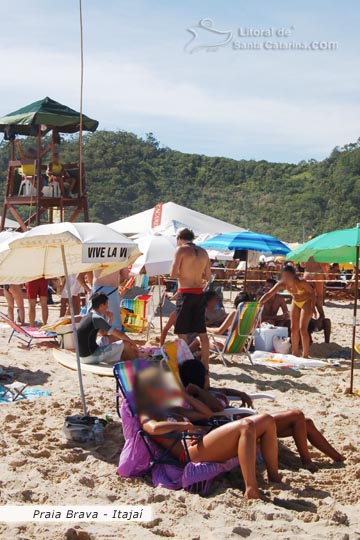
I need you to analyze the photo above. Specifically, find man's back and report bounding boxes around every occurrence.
[174,244,210,289]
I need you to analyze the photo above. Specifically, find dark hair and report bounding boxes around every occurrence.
[203,290,218,304]
[234,291,251,308]
[176,228,195,242]
[266,278,277,286]
[90,292,108,309]
[179,359,206,389]
[282,263,296,275]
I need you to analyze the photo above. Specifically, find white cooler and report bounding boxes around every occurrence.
[254,326,288,352]
[56,323,78,350]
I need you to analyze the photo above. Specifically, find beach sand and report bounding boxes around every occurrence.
[0,297,359,540]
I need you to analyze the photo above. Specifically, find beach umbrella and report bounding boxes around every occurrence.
[0,222,140,413]
[199,231,290,289]
[286,226,360,393]
[126,233,177,333]
[199,231,290,255]
[129,234,177,276]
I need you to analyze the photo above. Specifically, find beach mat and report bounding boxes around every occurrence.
[53,349,114,377]
[251,351,329,369]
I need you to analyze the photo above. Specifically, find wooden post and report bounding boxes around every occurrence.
[35,125,42,226]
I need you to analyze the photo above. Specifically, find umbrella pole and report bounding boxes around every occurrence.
[61,244,88,415]
[158,275,163,334]
[350,245,359,394]
[243,251,248,293]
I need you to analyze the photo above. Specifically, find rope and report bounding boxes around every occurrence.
[79,0,84,198]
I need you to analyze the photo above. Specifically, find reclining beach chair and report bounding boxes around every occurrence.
[209,301,263,366]
[120,294,155,336]
[0,312,57,348]
[113,359,238,494]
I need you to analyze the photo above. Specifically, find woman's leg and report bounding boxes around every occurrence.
[188,417,260,498]
[290,304,301,356]
[60,298,68,318]
[305,418,345,462]
[273,410,317,471]
[299,302,313,358]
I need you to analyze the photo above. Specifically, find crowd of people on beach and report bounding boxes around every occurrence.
[1,226,347,499]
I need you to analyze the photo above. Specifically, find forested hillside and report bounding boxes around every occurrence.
[0,131,359,242]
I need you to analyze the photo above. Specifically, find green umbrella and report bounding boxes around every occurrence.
[0,96,98,135]
[287,226,360,394]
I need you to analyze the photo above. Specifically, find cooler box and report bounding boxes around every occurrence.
[56,323,78,350]
[254,326,288,352]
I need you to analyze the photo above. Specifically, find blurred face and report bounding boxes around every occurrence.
[281,270,296,286]
[263,281,275,293]
[53,154,60,163]
[28,150,36,159]
[97,300,109,314]
[145,373,178,408]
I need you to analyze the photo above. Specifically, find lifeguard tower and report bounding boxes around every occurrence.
[0,97,98,231]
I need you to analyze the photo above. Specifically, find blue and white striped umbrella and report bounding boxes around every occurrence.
[199,231,290,255]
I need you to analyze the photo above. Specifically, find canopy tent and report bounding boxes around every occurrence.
[0,96,98,136]
[286,226,360,394]
[110,202,245,236]
[0,222,140,414]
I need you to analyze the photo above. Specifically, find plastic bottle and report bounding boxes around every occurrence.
[93,419,104,445]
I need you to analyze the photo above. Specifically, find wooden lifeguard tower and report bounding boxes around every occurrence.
[0,97,98,231]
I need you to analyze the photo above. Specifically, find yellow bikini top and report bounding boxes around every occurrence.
[19,163,35,176]
[49,163,63,175]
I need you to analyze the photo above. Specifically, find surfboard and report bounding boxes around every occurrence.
[53,348,114,377]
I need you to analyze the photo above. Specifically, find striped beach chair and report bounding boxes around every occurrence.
[209,302,263,366]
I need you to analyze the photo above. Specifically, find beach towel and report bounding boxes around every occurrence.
[0,386,51,404]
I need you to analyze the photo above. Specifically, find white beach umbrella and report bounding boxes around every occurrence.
[130,234,177,276]
[0,222,141,414]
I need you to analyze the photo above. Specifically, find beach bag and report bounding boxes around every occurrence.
[273,335,291,354]
[63,415,105,443]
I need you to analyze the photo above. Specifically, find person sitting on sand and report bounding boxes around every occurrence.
[135,366,281,499]
[260,264,315,358]
[207,292,251,337]
[178,359,345,472]
[260,278,290,327]
[77,293,139,364]
[308,316,331,344]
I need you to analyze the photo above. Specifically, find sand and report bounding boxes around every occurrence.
[0,296,359,540]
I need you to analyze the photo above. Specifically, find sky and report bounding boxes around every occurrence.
[0,0,359,163]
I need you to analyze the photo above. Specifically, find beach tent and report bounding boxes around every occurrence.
[0,222,140,414]
[109,202,245,236]
[286,226,360,394]
[0,96,98,135]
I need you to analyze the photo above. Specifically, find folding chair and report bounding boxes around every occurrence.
[209,302,263,366]
[0,312,57,348]
[1,381,28,401]
[113,360,202,470]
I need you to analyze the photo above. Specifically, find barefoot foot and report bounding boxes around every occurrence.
[268,472,283,483]
[245,487,261,500]
[301,459,319,473]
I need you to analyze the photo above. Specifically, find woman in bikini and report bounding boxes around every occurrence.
[135,367,282,499]
[260,264,315,358]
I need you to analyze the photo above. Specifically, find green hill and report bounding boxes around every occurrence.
[1,131,359,241]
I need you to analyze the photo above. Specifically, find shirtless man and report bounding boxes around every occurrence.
[170,228,211,372]
[261,278,290,327]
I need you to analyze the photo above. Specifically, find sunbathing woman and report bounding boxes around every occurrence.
[134,367,281,499]
[260,264,315,358]
[179,359,345,472]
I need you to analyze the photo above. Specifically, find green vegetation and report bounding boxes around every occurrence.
[1,131,359,242]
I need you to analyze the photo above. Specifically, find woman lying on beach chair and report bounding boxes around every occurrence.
[179,359,345,472]
[134,366,282,500]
